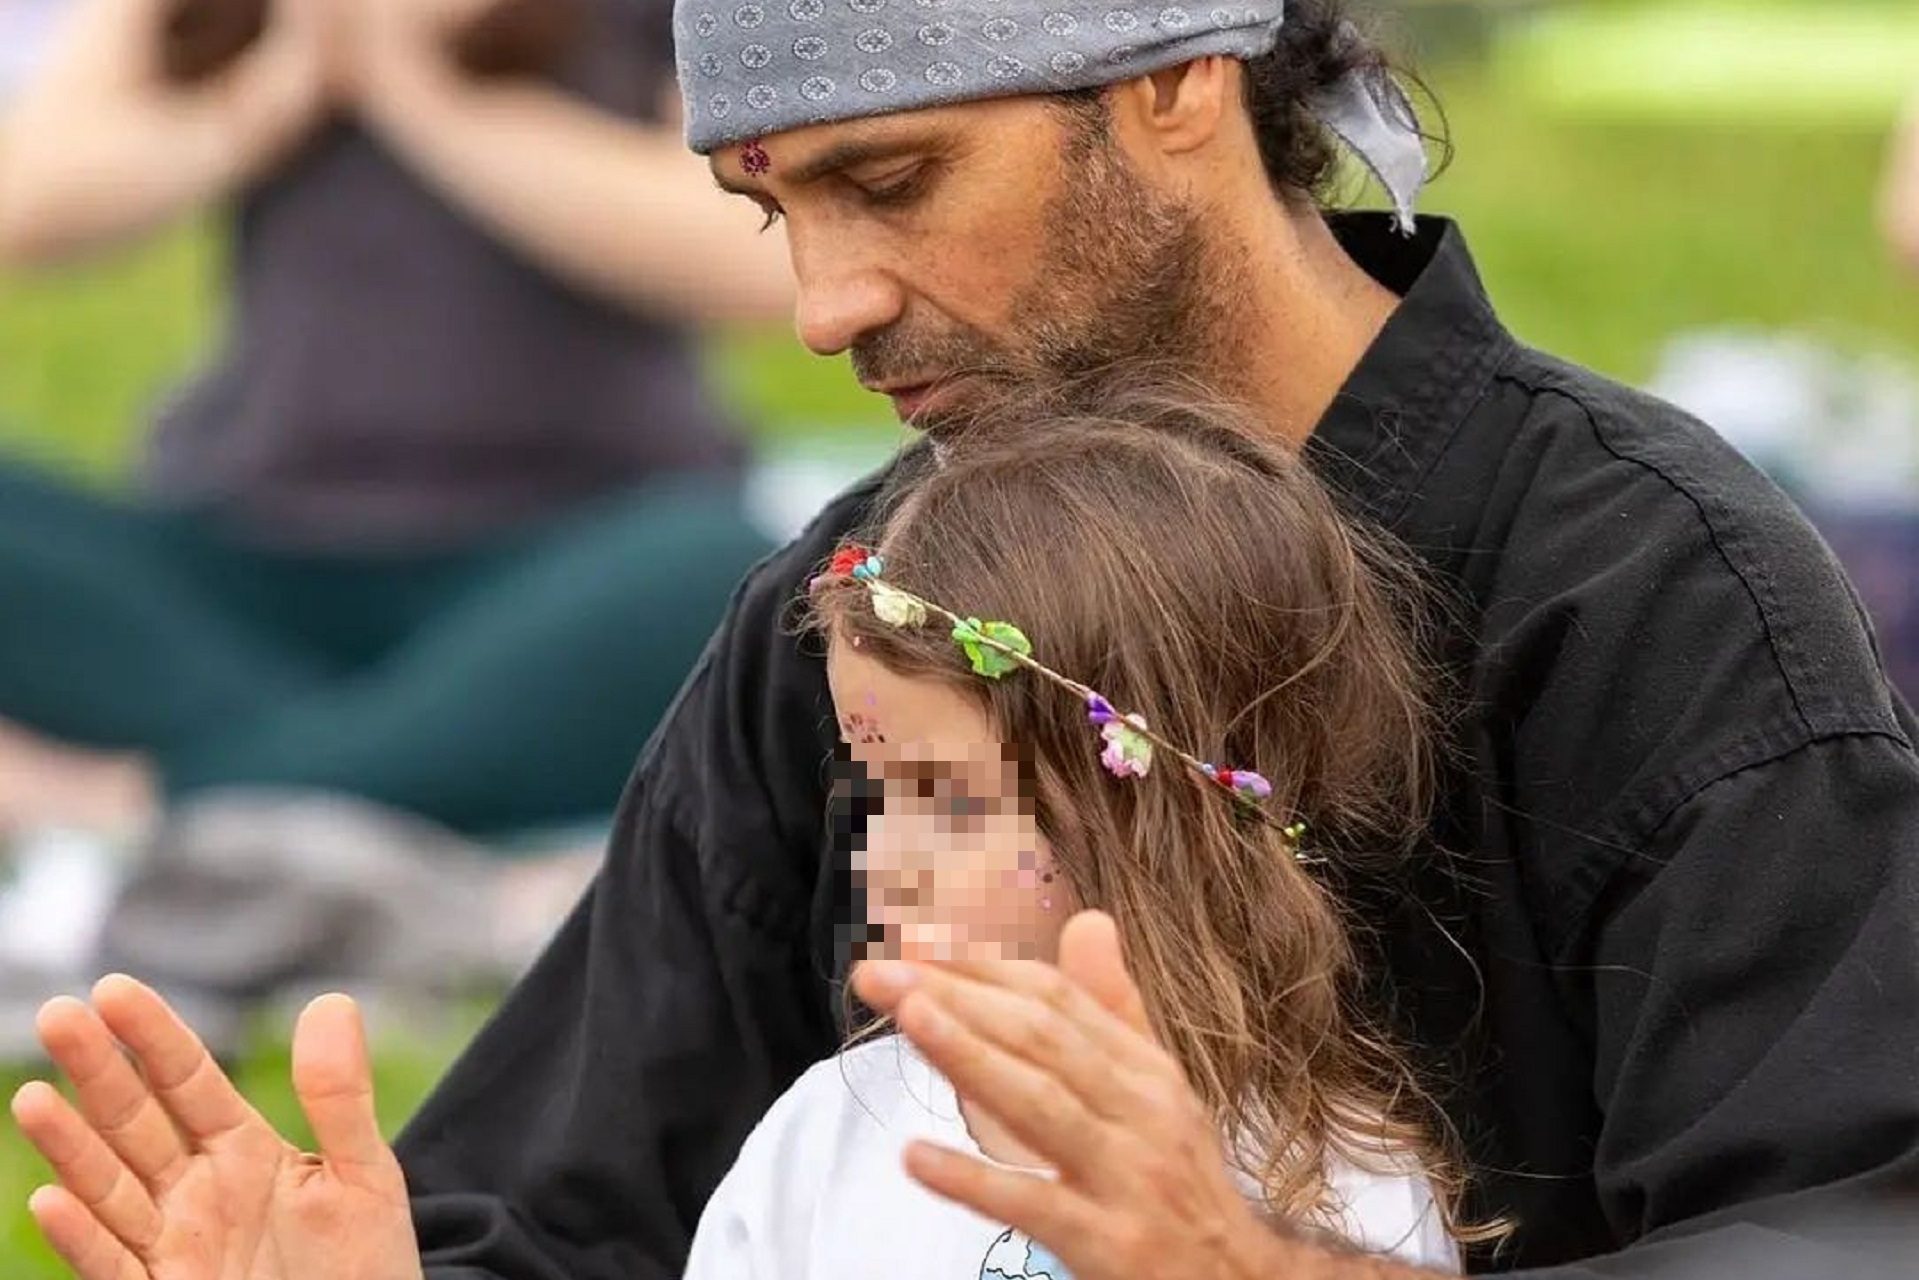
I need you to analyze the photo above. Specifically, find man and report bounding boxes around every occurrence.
[15,1,1919,1277]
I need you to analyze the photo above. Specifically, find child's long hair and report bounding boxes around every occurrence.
[813,373,1497,1243]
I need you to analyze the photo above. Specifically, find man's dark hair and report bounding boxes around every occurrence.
[1060,0,1444,206]
[1242,0,1446,200]
[1244,0,1382,195]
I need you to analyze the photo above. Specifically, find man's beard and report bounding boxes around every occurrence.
[851,113,1237,434]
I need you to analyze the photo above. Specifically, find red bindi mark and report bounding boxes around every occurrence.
[741,140,772,176]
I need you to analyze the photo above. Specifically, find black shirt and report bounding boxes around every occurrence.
[394,215,1919,1276]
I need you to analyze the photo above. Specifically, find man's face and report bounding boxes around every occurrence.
[711,95,1221,433]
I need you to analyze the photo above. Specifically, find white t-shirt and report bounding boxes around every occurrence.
[684,1037,1458,1279]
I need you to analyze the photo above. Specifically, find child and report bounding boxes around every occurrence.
[682,380,1492,1278]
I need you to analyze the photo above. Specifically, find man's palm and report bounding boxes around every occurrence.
[11,981,421,1280]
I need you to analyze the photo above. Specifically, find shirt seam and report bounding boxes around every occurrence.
[1374,313,1518,531]
[1498,367,1822,735]
[1548,721,1914,964]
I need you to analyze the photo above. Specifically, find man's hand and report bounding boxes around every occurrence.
[853,912,1438,1280]
[9,978,422,1280]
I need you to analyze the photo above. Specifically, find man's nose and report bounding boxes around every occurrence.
[788,233,905,359]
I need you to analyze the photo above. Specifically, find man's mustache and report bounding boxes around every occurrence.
[850,323,1010,388]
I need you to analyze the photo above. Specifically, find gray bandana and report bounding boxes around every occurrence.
[672,0,1428,232]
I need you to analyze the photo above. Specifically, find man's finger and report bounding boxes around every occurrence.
[1057,911,1153,1037]
[865,965,1149,1125]
[90,975,260,1147]
[902,1141,1108,1274]
[892,989,1113,1179]
[33,997,191,1193]
[291,994,401,1186]
[25,1184,148,1280]
[11,1081,164,1255]
[854,943,1173,1084]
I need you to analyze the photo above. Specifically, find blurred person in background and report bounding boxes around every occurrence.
[1884,83,1919,274]
[0,0,789,843]
[0,0,76,101]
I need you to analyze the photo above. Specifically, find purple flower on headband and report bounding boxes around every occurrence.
[1086,694,1118,726]
[1222,769,1274,800]
[1204,762,1274,801]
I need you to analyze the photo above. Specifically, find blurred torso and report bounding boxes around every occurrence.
[146,0,746,549]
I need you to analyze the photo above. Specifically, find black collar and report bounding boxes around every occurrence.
[1304,214,1518,530]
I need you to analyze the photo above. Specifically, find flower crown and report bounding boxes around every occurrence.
[814,544,1309,848]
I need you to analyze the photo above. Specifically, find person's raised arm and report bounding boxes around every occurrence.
[0,0,335,267]
[337,0,794,325]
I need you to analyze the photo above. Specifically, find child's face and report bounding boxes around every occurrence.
[828,637,1070,965]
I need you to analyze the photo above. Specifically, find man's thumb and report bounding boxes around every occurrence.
[291,994,396,1180]
[1057,911,1153,1037]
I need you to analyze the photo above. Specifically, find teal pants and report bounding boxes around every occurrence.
[0,462,770,837]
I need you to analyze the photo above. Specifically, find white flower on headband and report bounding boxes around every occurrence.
[869,582,927,628]
[1099,714,1154,779]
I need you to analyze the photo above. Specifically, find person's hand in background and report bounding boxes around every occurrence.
[0,0,338,266]
[1881,87,1919,275]
[330,0,501,107]
[9,979,421,1280]
[332,0,795,324]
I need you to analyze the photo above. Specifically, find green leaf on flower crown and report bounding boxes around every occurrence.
[951,617,1032,679]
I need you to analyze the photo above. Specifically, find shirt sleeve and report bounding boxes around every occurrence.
[1512,727,1919,1278]
[392,475,885,1280]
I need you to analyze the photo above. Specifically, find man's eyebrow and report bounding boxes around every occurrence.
[710,133,948,195]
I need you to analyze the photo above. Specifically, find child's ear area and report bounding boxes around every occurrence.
[823,628,855,721]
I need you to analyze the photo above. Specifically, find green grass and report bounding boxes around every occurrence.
[1417,72,1918,382]
[1491,0,1919,126]
[3,15,1917,1272]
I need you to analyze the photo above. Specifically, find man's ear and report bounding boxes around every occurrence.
[1115,56,1237,158]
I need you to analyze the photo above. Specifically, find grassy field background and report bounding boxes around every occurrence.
[2,1,1916,1272]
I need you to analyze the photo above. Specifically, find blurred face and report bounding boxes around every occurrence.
[712,97,1221,434]
[828,637,1071,964]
